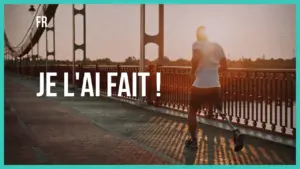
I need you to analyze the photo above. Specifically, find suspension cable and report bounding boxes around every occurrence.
[8,5,42,49]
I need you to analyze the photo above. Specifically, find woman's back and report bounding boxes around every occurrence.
[193,41,226,88]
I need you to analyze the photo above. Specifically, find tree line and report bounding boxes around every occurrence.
[8,55,296,69]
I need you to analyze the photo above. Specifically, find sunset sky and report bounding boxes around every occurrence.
[4,4,296,61]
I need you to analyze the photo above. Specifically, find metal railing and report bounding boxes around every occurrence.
[5,63,296,138]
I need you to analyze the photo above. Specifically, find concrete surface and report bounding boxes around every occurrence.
[4,73,296,164]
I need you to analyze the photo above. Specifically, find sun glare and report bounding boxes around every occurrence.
[203,25,230,46]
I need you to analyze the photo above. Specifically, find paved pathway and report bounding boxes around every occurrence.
[4,73,296,164]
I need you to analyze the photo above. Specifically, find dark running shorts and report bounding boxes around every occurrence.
[188,86,222,111]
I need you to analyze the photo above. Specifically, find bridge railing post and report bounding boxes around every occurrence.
[77,64,83,89]
[146,64,153,105]
[116,63,121,97]
[154,64,162,106]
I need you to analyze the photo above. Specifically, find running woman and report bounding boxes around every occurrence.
[185,26,228,148]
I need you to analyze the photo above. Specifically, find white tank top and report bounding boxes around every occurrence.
[192,40,226,88]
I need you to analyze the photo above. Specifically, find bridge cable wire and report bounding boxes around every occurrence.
[6,5,42,49]
[5,5,58,58]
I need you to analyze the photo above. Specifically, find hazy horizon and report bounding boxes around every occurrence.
[4,4,296,62]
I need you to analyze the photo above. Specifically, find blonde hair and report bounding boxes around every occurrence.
[196,26,208,41]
